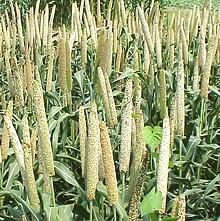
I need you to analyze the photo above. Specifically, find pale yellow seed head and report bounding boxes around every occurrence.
[30,128,37,164]
[25,47,33,96]
[159,69,167,119]
[99,121,119,206]
[97,67,112,127]
[22,116,40,210]
[79,106,87,178]
[143,41,150,75]
[168,29,175,70]
[176,60,185,138]
[58,37,67,91]
[65,39,72,92]
[33,80,55,176]
[169,96,177,150]
[157,115,170,213]
[171,194,186,221]
[4,115,25,174]
[1,101,13,160]
[193,56,200,92]
[137,6,154,55]
[86,102,99,201]
[15,2,25,52]
[120,79,133,173]
[97,29,113,77]
[200,36,216,100]
[81,28,87,70]
[46,47,55,92]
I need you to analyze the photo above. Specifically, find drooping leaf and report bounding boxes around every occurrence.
[113,67,137,82]
[5,161,19,190]
[0,190,40,221]
[54,161,79,188]
[48,106,62,120]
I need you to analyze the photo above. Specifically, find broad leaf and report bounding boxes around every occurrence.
[142,126,162,152]
[140,188,162,216]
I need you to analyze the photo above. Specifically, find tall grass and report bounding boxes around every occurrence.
[0,1,219,220]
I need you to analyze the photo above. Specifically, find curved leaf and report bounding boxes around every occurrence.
[54,161,79,188]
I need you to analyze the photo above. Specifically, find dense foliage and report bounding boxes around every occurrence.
[0,0,220,221]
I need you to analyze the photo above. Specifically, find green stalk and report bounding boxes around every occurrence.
[179,139,183,193]
[121,172,125,205]
[100,195,104,215]
[199,99,205,137]
[113,206,117,221]
[90,201,93,221]
[50,177,55,207]
[0,163,3,209]
[71,119,75,146]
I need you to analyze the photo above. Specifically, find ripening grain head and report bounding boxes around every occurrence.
[171,194,186,221]
[22,116,40,211]
[79,106,87,178]
[58,37,67,92]
[120,79,133,173]
[156,114,170,213]
[86,102,99,201]
[176,60,185,138]
[33,80,55,176]
[200,36,216,100]
[99,121,118,206]
[1,101,13,160]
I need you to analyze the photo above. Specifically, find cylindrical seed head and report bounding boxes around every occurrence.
[86,102,99,201]
[66,39,72,92]
[3,115,25,176]
[156,114,171,213]
[58,37,67,92]
[120,79,133,173]
[176,60,185,138]
[137,6,154,55]
[169,96,177,150]
[200,36,216,100]
[46,47,55,92]
[171,194,186,221]
[159,69,167,119]
[100,121,119,206]
[79,106,87,178]
[33,80,54,176]
[22,116,40,211]
[1,101,13,160]
[81,27,87,70]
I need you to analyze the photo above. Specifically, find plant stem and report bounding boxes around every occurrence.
[100,195,104,215]
[0,163,3,209]
[50,177,56,207]
[90,201,93,221]
[113,206,117,221]
[199,98,205,137]
[122,172,125,204]
[71,119,75,146]
[179,138,183,193]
